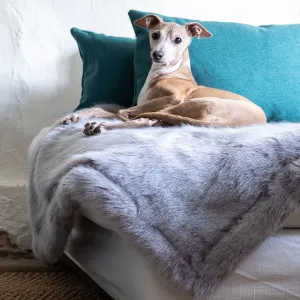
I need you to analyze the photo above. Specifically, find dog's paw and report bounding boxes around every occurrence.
[134,118,158,125]
[83,122,105,136]
[61,113,80,125]
[133,117,147,123]
[117,109,136,121]
[117,110,129,121]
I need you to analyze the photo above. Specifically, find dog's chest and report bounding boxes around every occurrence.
[137,67,171,105]
[137,73,177,105]
[137,63,194,105]
[137,75,152,105]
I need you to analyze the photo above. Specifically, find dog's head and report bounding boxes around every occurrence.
[134,15,212,67]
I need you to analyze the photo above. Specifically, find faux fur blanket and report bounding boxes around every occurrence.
[28,119,300,300]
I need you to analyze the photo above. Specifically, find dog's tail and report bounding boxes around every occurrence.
[134,112,231,128]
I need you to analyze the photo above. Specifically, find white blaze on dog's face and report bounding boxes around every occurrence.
[134,15,212,67]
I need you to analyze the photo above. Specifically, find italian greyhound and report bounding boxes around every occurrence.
[61,15,267,134]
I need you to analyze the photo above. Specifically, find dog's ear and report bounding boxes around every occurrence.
[185,22,212,39]
[134,15,163,29]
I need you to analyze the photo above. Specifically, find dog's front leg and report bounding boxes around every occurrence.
[117,95,181,121]
[83,118,158,136]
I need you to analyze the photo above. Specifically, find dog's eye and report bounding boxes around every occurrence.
[175,37,182,44]
[152,32,160,40]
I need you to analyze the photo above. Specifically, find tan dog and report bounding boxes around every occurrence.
[62,15,267,134]
[115,14,267,128]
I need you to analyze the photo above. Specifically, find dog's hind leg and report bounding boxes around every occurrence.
[54,107,118,129]
[134,98,228,127]
[117,95,182,121]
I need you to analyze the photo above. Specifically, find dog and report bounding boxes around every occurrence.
[60,15,267,134]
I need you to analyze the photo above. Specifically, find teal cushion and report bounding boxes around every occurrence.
[71,28,135,110]
[128,10,300,122]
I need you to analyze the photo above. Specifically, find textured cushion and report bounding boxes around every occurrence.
[128,10,300,122]
[71,28,135,110]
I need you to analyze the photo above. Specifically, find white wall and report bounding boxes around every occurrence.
[1,0,300,248]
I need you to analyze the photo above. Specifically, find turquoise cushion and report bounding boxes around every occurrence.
[128,10,300,122]
[71,28,135,110]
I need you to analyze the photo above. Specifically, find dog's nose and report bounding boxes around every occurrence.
[153,51,163,61]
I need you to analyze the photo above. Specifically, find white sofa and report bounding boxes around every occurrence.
[66,214,300,300]
[2,1,300,298]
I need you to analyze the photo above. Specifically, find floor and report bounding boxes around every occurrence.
[0,256,113,300]
[0,231,113,299]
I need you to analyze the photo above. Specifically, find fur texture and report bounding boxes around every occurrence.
[28,120,300,299]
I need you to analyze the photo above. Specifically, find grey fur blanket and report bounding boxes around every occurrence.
[28,119,300,300]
